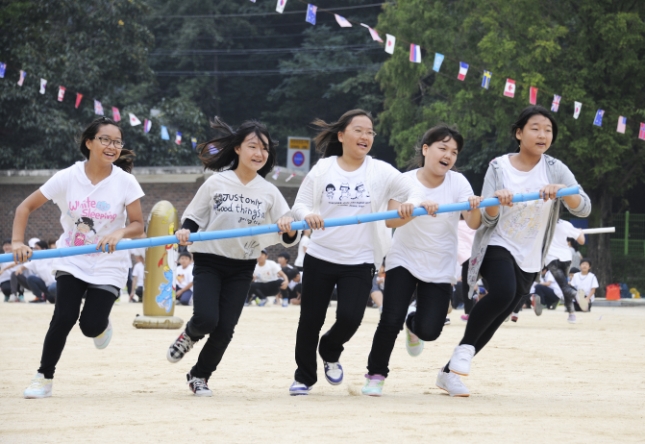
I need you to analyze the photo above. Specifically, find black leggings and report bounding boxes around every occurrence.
[185,253,256,380]
[1,281,10,297]
[460,261,475,315]
[248,280,282,301]
[38,274,117,379]
[546,260,577,313]
[294,254,374,387]
[367,266,451,377]
[447,246,536,369]
[534,284,560,308]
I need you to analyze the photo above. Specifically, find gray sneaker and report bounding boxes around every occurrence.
[187,373,212,397]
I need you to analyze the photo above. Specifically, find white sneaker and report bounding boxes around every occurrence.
[575,289,590,312]
[567,313,577,324]
[8,294,17,302]
[436,369,470,397]
[24,373,53,399]
[289,380,311,396]
[448,344,475,376]
[323,361,343,385]
[93,320,113,349]
[405,304,424,357]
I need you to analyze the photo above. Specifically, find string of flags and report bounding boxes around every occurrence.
[0,64,199,150]
[269,0,645,141]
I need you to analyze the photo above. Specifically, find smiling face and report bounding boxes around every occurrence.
[234,132,269,174]
[516,114,553,156]
[580,261,591,274]
[422,136,459,177]
[337,115,374,161]
[85,124,123,166]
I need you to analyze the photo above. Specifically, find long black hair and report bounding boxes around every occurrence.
[196,117,277,178]
[79,117,135,173]
[511,105,559,149]
[311,109,374,158]
[411,124,464,168]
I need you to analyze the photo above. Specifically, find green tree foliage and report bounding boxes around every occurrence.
[376,0,645,291]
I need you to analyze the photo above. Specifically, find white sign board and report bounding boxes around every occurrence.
[286,137,311,173]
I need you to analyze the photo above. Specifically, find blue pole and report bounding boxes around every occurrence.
[1,186,579,263]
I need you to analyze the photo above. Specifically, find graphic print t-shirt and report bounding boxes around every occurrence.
[174,263,193,290]
[183,170,292,260]
[253,260,282,283]
[307,160,373,265]
[40,161,145,288]
[489,155,552,273]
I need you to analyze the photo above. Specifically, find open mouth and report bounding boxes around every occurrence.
[439,160,449,167]
[536,142,546,149]
[357,142,368,149]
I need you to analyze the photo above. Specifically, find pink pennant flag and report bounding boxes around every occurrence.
[129,113,142,127]
[551,95,561,112]
[360,24,383,42]
[385,34,395,54]
[94,100,104,116]
[75,93,83,109]
[112,107,121,122]
[57,86,66,102]
[504,79,516,98]
[409,44,421,63]
[39,79,47,94]
[17,70,26,86]
[639,123,645,140]
[616,116,627,134]
[529,87,538,105]
[334,14,352,27]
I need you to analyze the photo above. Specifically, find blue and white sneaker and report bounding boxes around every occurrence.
[93,320,113,349]
[24,373,53,399]
[256,298,267,307]
[289,380,311,396]
[361,374,385,397]
[323,361,343,385]
[282,298,289,307]
[405,305,424,357]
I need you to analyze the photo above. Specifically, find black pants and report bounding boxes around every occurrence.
[1,280,10,297]
[185,253,256,380]
[534,284,560,309]
[367,266,451,377]
[294,254,374,387]
[26,275,56,303]
[248,279,282,301]
[38,274,117,379]
[455,246,537,357]
[546,260,577,313]
[11,272,30,295]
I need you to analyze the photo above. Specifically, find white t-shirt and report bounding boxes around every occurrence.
[174,263,193,290]
[307,160,373,265]
[132,262,145,289]
[25,259,56,286]
[294,235,310,267]
[489,155,553,273]
[254,260,282,283]
[0,263,19,284]
[543,270,563,299]
[457,219,476,266]
[386,170,473,284]
[571,272,599,301]
[546,219,582,264]
[40,161,145,288]
[183,170,293,260]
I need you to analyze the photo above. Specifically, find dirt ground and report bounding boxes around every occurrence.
[1,299,644,443]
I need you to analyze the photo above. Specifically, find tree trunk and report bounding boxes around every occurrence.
[586,190,613,298]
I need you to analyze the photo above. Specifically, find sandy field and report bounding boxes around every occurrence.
[1,299,644,443]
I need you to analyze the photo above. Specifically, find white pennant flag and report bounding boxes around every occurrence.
[129,113,142,126]
[385,34,396,54]
[360,23,383,42]
[57,86,66,102]
[39,78,47,94]
[276,0,287,13]
[573,101,582,119]
[334,14,352,28]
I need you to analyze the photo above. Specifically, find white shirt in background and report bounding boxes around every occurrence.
[543,270,563,299]
[386,170,473,284]
[25,259,56,287]
[294,235,310,268]
[40,161,145,288]
[254,260,282,283]
[571,272,599,301]
[174,264,193,290]
[132,262,145,289]
[307,161,373,265]
[489,155,552,273]
[546,219,582,264]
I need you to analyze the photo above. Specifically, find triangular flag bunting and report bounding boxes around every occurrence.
[409,44,421,63]
[57,86,66,102]
[551,95,561,112]
[272,167,281,180]
[191,137,197,149]
[457,62,468,81]
[75,93,83,109]
[360,24,382,42]
[385,34,395,54]
[334,14,352,27]
[639,123,645,141]
[94,100,104,115]
[175,131,182,145]
[129,113,142,126]
[617,116,626,134]
[276,0,287,14]
[285,172,296,182]
[305,4,317,25]
[481,71,492,89]
[39,78,47,94]
[432,53,444,72]
[112,107,121,122]
[573,101,582,119]
[161,126,170,140]
[504,79,516,98]
[17,70,26,86]
[144,119,152,133]
[0,62,6,78]
[529,87,538,105]
[593,109,604,127]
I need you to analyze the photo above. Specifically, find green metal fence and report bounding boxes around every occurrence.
[611,212,645,257]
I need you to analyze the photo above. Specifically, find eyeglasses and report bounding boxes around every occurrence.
[349,128,377,138]
[95,136,125,149]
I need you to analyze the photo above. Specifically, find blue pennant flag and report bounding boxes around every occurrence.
[481,70,492,89]
[161,125,170,140]
[0,62,6,78]
[433,53,444,72]
[306,4,317,25]
[593,109,604,127]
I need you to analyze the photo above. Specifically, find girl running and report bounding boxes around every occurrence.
[437,105,591,397]
[289,109,424,396]
[13,117,145,398]
[362,124,482,396]
[166,118,299,397]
